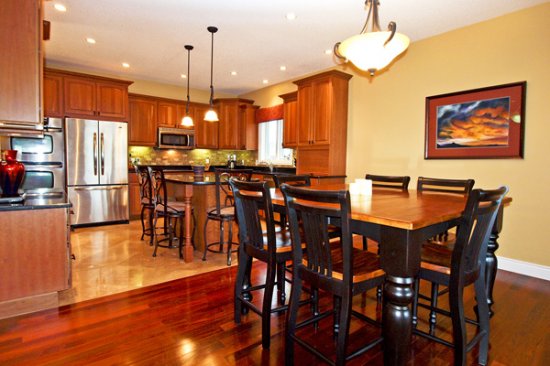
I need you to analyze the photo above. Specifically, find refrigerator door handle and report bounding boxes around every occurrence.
[74,186,125,191]
[93,132,98,176]
[100,132,105,176]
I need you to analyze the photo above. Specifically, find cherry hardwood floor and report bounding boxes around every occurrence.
[0,263,548,365]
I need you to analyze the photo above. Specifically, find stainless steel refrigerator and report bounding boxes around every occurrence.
[65,118,129,226]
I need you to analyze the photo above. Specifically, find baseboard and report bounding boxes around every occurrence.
[498,257,550,281]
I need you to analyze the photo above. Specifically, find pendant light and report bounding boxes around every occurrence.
[204,26,219,122]
[334,0,409,76]
[181,44,194,127]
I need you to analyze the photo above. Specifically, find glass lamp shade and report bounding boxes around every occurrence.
[338,31,409,74]
[181,115,194,127]
[204,109,219,122]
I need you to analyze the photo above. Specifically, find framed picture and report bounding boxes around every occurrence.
[425,82,526,159]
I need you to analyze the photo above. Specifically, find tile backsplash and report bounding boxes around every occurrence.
[128,146,257,166]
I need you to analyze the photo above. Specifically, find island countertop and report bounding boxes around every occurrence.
[0,193,71,212]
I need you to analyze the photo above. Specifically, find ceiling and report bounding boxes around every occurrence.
[44,0,546,96]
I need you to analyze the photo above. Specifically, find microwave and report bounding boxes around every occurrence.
[157,127,195,149]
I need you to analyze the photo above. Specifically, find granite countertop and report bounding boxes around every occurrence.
[0,193,71,211]
[132,164,297,174]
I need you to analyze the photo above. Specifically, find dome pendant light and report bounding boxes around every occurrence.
[181,44,194,127]
[204,26,219,122]
[334,0,409,76]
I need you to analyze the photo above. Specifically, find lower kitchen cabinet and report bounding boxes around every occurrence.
[128,172,142,219]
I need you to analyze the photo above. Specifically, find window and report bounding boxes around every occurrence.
[257,119,293,164]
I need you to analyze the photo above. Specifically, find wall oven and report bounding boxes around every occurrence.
[157,127,195,149]
[2,117,66,196]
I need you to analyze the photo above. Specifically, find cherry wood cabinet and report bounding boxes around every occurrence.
[157,100,180,127]
[280,91,298,148]
[64,75,131,121]
[128,172,142,219]
[240,103,259,150]
[216,98,257,150]
[43,71,64,118]
[0,0,43,134]
[129,95,158,146]
[194,104,219,149]
[293,70,352,176]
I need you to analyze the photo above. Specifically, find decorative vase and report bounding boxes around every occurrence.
[0,150,25,197]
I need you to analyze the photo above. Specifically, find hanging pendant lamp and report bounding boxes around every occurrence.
[204,26,219,122]
[181,44,194,127]
[334,0,409,76]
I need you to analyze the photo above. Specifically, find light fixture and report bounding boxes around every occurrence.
[204,26,219,122]
[334,0,409,76]
[122,62,130,68]
[181,45,194,127]
[86,37,96,44]
[54,3,66,12]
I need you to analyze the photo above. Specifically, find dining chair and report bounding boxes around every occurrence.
[281,184,384,366]
[147,167,194,259]
[365,173,410,191]
[272,174,311,227]
[412,186,508,366]
[134,165,154,244]
[202,168,253,266]
[230,178,294,349]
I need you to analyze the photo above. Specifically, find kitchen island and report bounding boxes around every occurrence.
[0,194,71,319]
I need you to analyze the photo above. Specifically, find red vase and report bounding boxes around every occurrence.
[0,150,25,197]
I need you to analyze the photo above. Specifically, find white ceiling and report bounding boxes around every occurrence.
[44,0,547,95]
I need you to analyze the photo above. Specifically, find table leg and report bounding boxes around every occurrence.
[485,205,504,317]
[183,185,194,263]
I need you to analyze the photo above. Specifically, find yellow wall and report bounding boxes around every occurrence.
[242,3,550,267]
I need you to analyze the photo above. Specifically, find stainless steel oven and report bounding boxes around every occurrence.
[1,117,66,196]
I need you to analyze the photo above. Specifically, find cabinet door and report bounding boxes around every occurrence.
[311,79,331,145]
[194,104,218,148]
[128,173,142,218]
[129,97,157,146]
[297,84,313,146]
[96,81,128,120]
[157,101,179,127]
[64,76,96,117]
[43,73,64,118]
[283,97,298,148]
[241,104,258,150]
[0,0,42,127]
[218,101,239,149]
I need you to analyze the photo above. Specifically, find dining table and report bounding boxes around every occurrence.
[269,183,510,365]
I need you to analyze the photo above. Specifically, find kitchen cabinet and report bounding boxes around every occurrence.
[128,172,142,219]
[129,95,158,146]
[43,71,64,117]
[216,98,257,150]
[157,100,180,127]
[63,74,131,121]
[194,104,219,149]
[0,0,43,134]
[280,91,298,148]
[293,70,352,176]
[240,103,259,150]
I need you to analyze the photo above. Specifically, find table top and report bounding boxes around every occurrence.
[270,184,470,231]
[165,172,217,186]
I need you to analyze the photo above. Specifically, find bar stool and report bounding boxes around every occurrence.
[202,168,253,266]
[134,165,154,244]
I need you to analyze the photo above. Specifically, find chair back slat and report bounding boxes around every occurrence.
[214,168,254,213]
[273,174,311,188]
[281,184,353,284]
[135,166,153,204]
[452,186,508,283]
[365,174,410,191]
[417,176,475,195]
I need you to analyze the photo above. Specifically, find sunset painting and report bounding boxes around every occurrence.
[436,97,511,148]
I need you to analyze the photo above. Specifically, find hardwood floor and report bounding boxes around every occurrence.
[0,261,548,365]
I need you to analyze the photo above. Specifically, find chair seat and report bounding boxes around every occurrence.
[207,205,235,217]
[155,201,186,214]
[262,229,293,253]
[420,241,454,275]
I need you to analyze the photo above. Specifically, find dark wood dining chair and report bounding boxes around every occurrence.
[281,184,384,366]
[272,174,311,227]
[202,168,253,266]
[134,165,154,244]
[147,167,194,259]
[230,178,294,349]
[365,173,410,191]
[412,186,508,366]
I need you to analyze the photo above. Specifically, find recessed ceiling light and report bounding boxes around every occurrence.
[262,79,269,84]
[122,62,130,68]
[280,65,287,71]
[230,71,237,76]
[181,74,187,79]
[324,49,333,55]
[54,3,66,12]
[86,38,96,44]
[286,12,296,21]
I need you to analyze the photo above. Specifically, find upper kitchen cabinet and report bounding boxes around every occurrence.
[216,98,257,150]
[128,94,158,146]
[63,73,132,121]
[0,0,43,135]
[194,104,219,149]
[157,100,180,128]
[293,70,352,176]
[280,91,298,148]
[43,71,64,118]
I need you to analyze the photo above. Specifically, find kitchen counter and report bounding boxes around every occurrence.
[0,193,71,212]
[132,164,297,174]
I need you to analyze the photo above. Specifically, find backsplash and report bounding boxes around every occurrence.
[128,146,257,166]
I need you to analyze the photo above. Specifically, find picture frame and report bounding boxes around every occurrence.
[425,82,526,159]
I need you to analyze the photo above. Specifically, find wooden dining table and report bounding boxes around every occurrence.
[270,184,510,365]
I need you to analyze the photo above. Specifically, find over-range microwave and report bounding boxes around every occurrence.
[157,127,195,149]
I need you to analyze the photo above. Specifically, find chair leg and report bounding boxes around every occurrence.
[276,262,285,305]
[148,209,154,245]
[202,217,210,261]
[449,282,467,366]
[285,275,302,366]
[226,220,234,266]
[234,246,250,324]
[362,236,368,250]
[335,293,352,366]
[178,215,184,259]
[152,214,160,257]
[219,219,225,253]
[261,259,277,349]
[429,283,439,335]
[333,295,341,338]
[140,205,146,240]
[412,279,419,327]
[474,276,490,365]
